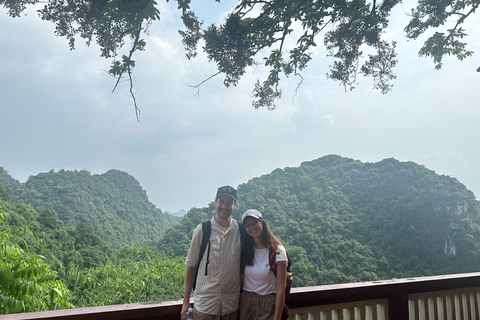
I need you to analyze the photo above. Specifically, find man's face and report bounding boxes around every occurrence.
[215,195,237,220]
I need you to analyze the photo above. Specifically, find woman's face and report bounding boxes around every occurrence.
[244,217,263,239]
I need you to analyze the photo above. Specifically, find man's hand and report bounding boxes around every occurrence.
[180,301,191,320]
[181,266,196,320]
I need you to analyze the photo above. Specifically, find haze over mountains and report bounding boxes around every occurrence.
[165,209,187,217]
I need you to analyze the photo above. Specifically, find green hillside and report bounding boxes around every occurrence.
[0,168,180,249]
[158,155,480,287]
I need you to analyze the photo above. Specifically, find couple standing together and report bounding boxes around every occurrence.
[181,185,288,320]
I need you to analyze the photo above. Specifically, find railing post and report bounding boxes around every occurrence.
[388,289,409,320]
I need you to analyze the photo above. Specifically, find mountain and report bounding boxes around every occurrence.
[157,155,480,287]
[0,167,180,249]
[0,167,22,200]
[165,209,187,217]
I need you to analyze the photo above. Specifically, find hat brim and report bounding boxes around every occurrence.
[242,214,261,222]
[216,193,237,201]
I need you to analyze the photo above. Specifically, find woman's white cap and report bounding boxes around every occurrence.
[242,209,262,222]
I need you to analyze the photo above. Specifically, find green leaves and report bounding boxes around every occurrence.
[0,210,73,314]
[252,79,282,110]
[183,0,478,109]
[419,29,474,70]
[183,0,405,109]
[67,245,186,307]
[108,55,136,77]
[360,40,398,94]
[405,0,478,69]
[179,11,203,59]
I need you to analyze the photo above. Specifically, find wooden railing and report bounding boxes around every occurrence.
[3,273,480,320]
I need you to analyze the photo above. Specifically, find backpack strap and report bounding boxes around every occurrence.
[269,243,279,276]
[269,243,291,276]
[193,220,211,291]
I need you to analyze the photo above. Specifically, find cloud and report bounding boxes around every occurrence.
[417,151,467,170]
[1,1,480,211]
[323,114,335,126]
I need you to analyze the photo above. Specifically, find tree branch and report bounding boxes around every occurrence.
[111,19,144,122]
[445,4,478,43]
[188,71,222,98]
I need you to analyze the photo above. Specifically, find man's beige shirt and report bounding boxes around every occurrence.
[186,217,241,316]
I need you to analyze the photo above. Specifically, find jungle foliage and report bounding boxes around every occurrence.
[0,199,185,314]
[0,209,73,314]
[1,0,477,113]
[66,245,185,307]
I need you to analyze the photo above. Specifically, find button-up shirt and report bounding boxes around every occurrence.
[186,217,241,315]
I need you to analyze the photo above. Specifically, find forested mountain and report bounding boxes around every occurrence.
[158,155,480,287]
[0,168,180,249]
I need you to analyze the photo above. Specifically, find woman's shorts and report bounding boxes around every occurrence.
[239,290,276,320]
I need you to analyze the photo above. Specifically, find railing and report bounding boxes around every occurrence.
[3,273,480,320]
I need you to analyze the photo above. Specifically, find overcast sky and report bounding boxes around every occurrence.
[1,1,479,213]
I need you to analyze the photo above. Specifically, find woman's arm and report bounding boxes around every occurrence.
[274,260,287,320]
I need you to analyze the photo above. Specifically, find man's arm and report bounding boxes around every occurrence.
[181,266,196,320]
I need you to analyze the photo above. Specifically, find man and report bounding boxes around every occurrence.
[181,185,242,320]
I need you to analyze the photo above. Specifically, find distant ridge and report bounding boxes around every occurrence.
[165,209,187,217]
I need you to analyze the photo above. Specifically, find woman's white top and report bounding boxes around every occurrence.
[243,244,287,295]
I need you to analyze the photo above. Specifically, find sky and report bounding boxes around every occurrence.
[1,1,479,213]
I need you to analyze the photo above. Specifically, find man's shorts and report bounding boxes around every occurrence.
[194,307,239,320]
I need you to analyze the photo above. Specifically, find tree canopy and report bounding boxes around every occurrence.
[1,0,477,113]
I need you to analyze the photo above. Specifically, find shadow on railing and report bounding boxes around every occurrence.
[2,273,480,320]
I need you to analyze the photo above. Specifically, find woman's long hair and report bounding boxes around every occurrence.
[242,218,281,266]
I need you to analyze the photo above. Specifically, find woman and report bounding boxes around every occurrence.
[239,209,287,320]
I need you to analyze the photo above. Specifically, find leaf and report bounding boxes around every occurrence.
[53,287,63,297]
